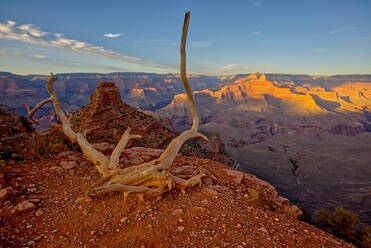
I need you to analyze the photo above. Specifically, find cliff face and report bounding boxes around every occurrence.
[0,72,222,124]
[160,72,370,136]
[158,73,371,224]
[2,72,371,129]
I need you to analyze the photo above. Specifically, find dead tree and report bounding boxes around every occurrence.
[24,12,209,197]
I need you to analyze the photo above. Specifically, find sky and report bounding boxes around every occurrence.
[0,0,370,75]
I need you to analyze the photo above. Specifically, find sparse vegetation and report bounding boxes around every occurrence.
[299,206,371,248]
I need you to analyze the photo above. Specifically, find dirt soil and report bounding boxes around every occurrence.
[0,148,353,248]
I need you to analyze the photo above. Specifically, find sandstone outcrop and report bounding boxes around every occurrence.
[27,82,234,167]
[0,109,36,163]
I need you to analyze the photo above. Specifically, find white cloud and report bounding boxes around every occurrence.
[19,24,48,37]
[0,20,176,71]
[252,30,262,36]
[221,64,238,70]
[191,41,210,48]
[217,64,249,74]
[0,21,16,33]
[314,48,325,54]
[103,33,123,38]
[31,54,46,59]
[329,27,355,35]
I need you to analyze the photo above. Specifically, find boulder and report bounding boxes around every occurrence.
[15,200,35,213]
[0,188,8,202]
[59,161,77,170]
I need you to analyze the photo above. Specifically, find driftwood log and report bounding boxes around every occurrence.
[24,12,209,198]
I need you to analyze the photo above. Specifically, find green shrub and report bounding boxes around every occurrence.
[300,206,371,248]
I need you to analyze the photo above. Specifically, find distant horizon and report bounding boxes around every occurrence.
[2,70,371,77]
[1,1,370,76]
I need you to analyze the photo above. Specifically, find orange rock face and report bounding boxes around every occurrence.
[91,81,122,108]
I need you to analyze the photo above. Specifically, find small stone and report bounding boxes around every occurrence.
[27,241,36,246]
[50,166,63,173]
[80,161,89,167]
[0,188,8,201]
[34,235,43,241]
[304,229,309,234]
[258,226,268,233]
[59,161,77,170]
[67,155,80,161]
[35,209,44,217]
[222,224,227,230]
[178,218,184,223]
[90,231,95,235]
[26,224,33,229]
[78,205,83,210]
[171,209,184,215]
[224,168,244,184]
[236,223,242,228]
[274,218,279,222]
[27,188,37,193]
[51,229,58,234]
[28,198,41,203]
[120,217,128,223]
[15,200,35,213]
[177,226,185,232]
[57,151,75,157]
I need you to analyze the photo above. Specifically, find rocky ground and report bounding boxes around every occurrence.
[0,110,36,164]
[0,147,354,248]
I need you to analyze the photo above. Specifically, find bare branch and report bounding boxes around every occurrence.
[181,11,198,131]
[23,98,52,125]
[108,127,142,171]
[169,171,205,188]
[26,73,110,176]
[26,12,209,198]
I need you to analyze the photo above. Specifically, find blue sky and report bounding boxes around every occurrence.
[0,0,370,75]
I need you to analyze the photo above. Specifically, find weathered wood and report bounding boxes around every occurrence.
[25,11,207,198]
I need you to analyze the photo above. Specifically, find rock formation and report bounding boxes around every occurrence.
[158,73,371,225]
[21,12,237,199]
[0,109,36,164]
